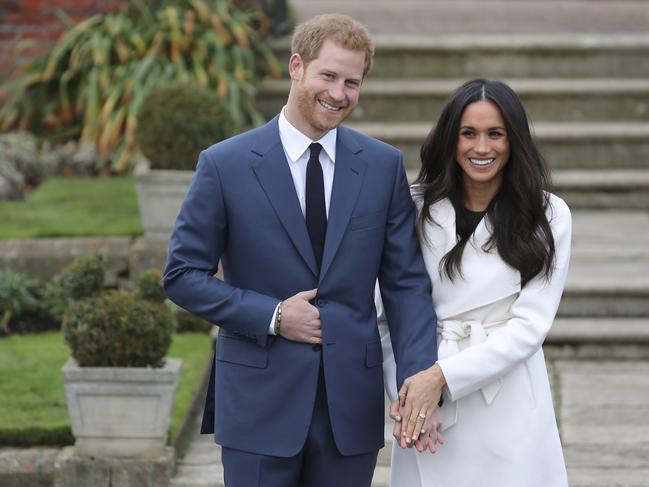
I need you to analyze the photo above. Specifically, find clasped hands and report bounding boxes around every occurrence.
[390,364,446,453]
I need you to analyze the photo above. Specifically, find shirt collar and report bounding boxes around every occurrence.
[278,107,337,163]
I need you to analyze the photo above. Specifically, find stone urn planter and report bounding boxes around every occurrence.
[60,265,180,459]
[135,169,193,243]
[62,357,181,457]
[134,81,234,244]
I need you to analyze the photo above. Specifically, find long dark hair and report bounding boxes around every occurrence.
[415,78,555,287]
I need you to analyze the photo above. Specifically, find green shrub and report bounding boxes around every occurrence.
[136,82,233,170]
[63,290,177,367]
[0,271,39,334]
[42,280,71,324]
[175,309,213,334]
[137,269,167,303]
[44,254,106,322]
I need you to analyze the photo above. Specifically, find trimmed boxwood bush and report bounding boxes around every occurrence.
[63,290,176,367]
[175,309,213,334]
[137,269,166,304]
[136,82,234,171]
[44,253,105,322]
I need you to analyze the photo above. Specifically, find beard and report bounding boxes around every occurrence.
[295,83,354,135]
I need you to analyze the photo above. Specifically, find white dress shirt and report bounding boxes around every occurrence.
[268,108,337,334]
[278,107,336,216]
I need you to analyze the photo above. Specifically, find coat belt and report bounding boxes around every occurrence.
[436,318,508,430]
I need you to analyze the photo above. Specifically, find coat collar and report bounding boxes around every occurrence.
[422,198,521,318]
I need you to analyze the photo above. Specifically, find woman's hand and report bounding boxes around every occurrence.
[398,363,446,443]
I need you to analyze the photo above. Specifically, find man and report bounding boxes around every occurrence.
[163,14,442,487]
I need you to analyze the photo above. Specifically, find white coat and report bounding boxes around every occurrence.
[378,193,571,487]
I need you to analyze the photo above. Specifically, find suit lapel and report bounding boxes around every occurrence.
[251,118,319,277]
[319,127,366,281]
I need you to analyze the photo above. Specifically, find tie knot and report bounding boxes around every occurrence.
[309,142,322,160]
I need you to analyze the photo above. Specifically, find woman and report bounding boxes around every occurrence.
[377,78,571,486]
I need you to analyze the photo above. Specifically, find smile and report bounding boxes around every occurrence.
[318,99,343,112]
[469,158,495,166]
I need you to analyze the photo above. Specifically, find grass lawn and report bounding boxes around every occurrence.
[0,177,143,238]
[0,331,212,447]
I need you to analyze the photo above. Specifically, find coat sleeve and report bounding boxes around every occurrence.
[163,150,278,347]
[377,153,438,389]
[376,283,399,403]
[437,196,572,402]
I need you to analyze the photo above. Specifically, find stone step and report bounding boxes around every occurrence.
[259,78,649,123]
[291,1,649,36]
[548,318,649,344]
[562,209,649,318]
[564,443,649,469]
[567,468,649,487]
[555,360,649,441]
[552,169,649,210]
[345,121,649,170]
[271,35,649,78]
[405,169,649,210]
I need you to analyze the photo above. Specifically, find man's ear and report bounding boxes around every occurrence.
[288,53,305,81]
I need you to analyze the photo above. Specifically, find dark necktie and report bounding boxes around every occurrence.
[306,142,326,270]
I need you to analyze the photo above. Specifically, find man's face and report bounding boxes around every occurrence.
[286,39,365,140]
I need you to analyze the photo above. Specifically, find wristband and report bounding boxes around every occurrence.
[275,301,282,335]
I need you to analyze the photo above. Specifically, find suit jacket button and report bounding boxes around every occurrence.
[312,344,322,352]
[316,298,327,307]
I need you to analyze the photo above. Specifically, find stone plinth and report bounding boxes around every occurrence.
[54,446,175,487]
[0,448,58,487]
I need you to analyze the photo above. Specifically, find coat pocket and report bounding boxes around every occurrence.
[216,334,269,368]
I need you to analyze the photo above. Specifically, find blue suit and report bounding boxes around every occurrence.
[163,116,437,473]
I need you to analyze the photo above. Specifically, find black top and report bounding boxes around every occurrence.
[459,206,486,234]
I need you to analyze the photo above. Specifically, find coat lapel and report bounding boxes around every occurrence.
[424,198,521,318]
[319,127,366,281]
[250,117,319,277]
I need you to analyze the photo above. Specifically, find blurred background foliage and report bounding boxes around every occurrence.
[0,0,282,173]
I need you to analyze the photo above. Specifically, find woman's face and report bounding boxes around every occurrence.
[455,100,510,197]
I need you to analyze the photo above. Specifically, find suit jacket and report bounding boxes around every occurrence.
[163,116,438,457]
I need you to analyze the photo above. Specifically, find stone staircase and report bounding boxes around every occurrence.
[170,1,649,486]
[258,35,649,210]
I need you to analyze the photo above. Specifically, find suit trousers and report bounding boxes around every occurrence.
[221,360,379,487]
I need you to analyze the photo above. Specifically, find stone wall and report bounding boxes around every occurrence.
[0,0,126,82]
[0,237,168,283]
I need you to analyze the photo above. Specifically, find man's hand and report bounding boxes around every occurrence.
[398,364,446,444]
[389,400,409,449]
[278,288,322,344]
